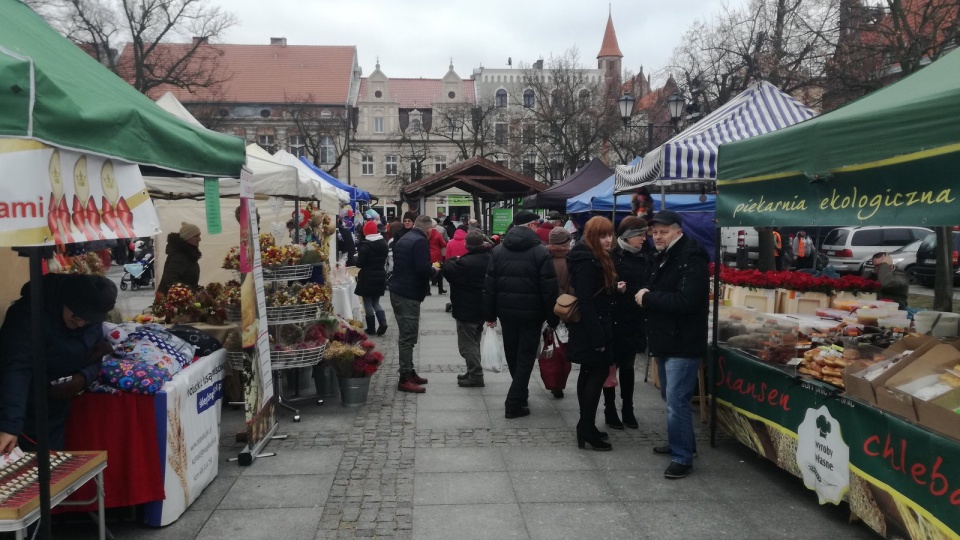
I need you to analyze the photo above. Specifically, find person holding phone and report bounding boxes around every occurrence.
[869,252,910,309]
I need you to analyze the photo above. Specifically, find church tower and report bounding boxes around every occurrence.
[597,8,623,85]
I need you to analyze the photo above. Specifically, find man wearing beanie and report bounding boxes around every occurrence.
[392,211,417,245]
[443,231,491,387]
[355,220,390,335]
[483,210,559,418]
[158,221,202,294]
[0,274,117,453]
[390,214,437,393]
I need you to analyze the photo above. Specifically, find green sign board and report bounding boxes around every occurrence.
[492,209,513,235]
[714,347,960,538]
[447,195,472,205]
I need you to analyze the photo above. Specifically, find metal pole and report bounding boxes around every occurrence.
[345,105,353,186]
[30,248,52,540]
[661,184,666,211]
[710,225,721,448]
[612,193,617,222]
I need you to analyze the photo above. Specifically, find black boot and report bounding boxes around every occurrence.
[375,310,388,336]
[365,315,376,335]
[622,403,639,429]
[603,387,624,430]
[576,422,612,451]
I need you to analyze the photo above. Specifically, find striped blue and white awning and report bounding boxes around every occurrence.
[614,81,816,193]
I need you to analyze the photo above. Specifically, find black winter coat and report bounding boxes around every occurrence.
[483,226,558,324]
[354,236,389,297]
[0,275,108,448]
[566,243,616,366]
[442,249,491,323]
[158,232,201,294]
[612,244,649,353]
[390,228,433,301]
[642,234,710,359]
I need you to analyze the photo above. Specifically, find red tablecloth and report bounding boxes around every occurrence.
[63,392,165,510]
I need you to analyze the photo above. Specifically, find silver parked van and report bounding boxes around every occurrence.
[820,226,932,273]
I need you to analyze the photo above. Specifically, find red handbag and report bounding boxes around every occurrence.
[538,328,571,391]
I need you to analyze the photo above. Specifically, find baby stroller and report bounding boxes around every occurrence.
[120,252,155,290]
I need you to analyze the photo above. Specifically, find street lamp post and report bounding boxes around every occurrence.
[618,92,686,211]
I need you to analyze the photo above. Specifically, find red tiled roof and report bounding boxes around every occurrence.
[358,78,475,108]
[597,14,623,58]
[120,43,357,104]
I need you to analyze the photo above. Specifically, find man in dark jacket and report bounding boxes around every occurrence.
[392,211,417,246]
[0,274,117,453]
[634,210,709,480]
[870,252,910,309]
[443,231,491,387]
[483,210,559,418]
[390,215,437,393]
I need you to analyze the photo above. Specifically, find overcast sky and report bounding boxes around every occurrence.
[220,0,745,84]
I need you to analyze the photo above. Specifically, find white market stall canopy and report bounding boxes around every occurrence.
[615,81,816,193]
[272,149,351,205]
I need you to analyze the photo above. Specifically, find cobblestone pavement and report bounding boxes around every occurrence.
[56,272,877,539]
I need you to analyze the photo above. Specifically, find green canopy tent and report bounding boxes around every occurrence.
[716,47,960,228]
[0,2,245,537]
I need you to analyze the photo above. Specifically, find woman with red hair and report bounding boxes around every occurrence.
[566,216,622,451]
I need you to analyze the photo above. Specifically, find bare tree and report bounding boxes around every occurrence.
[427,102,501,161]
[31,0,237,95]
[284,95,358,175]
[513,49,624,183]
[665,0,838,112]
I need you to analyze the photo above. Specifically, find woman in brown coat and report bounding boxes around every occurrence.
[546,227,572,398]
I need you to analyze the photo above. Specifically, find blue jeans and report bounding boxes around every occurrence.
[657,356,700,466]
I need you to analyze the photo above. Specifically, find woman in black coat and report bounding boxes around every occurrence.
[566,216,621,451]
[605,216,650,430]
[355,221,389,335]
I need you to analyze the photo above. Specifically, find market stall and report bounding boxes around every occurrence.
[0,2,245,536]
[712,48,960,539]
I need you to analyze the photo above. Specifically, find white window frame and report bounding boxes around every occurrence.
[385,155,399,176]
[361,154,374,175]
[288,134,306,157]
[319,135,335,164]
[495,122,506,145]
[374,116,384,134]
[434,155,447,173]
[257,134,276,153]
[495,88,508,108]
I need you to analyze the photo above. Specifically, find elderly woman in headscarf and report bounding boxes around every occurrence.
[604,216,650,430]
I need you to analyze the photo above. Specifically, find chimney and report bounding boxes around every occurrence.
[192,36,208,45]
[270,37,287,47]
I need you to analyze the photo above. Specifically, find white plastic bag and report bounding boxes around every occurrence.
[480,325,506,373]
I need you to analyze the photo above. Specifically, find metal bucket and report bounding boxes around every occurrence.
[313,362,340,398]
[337,377,371,407]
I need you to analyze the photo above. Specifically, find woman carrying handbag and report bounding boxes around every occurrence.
[566,216,622,451]
[605,216,650,430]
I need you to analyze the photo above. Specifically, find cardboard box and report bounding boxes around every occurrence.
[843,334,940,405]
[725,285,776,312]
[876,343,960,421]
[915,387,960,441]
[776,289,831,315]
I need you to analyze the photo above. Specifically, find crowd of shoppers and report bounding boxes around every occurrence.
[354,204,709,479]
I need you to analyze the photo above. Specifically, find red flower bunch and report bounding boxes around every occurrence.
[360,340,376,351]
[835,274,882,292]
[721,267,881,295]
[350,350,384,377]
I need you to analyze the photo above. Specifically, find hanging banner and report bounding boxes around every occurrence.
[0,139,160,246]
[239,167,274,449]
[714,347,960,539]
[203,178,222,235]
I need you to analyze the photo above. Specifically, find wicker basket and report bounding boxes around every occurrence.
[265,303,322,324]
[270,343,326,370]
[262,263,319,283]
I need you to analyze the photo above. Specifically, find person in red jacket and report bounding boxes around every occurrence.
[428,221,448,294]
[445,228,469,259]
